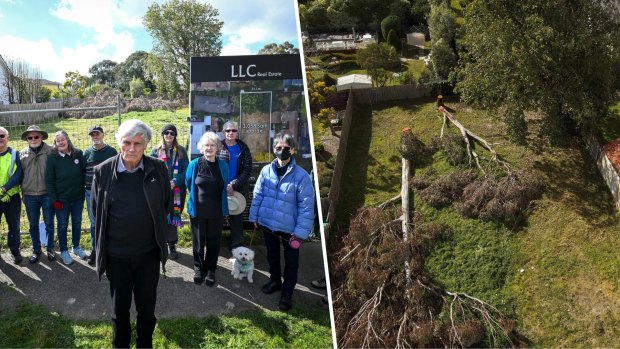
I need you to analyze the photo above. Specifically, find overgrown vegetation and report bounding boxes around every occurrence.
[327,96,620,347]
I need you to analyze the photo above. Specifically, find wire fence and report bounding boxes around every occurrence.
[0,105,125,250]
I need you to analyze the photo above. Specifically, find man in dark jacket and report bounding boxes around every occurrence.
[217,120,252,250]
[91,119,170,348]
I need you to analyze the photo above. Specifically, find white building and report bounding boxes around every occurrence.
[0,55,10,105]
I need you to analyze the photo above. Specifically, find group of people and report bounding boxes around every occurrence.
[0,118,316,348]
[1,124,118,267]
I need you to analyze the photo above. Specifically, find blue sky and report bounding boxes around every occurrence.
[0,0,302,83]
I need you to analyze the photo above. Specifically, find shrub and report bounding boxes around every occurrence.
[419,170,476,208]
[398,71,417,86]
[432,132,468,166]
[322,73,337,87]
[129,77,145,98]
[454,169,544,227]
[381,15,400,41]
[387,29,402,52]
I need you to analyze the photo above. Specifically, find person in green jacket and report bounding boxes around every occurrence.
[45,130,86,266]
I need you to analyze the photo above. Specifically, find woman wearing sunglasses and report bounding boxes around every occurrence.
[249,132,315,311]
[150,123,189,260]
[217,121,252,251]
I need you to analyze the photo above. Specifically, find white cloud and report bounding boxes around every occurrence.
[49,0,143,72]
[0,10,4,18]
[209,0,300,53]
[0,35,63,82]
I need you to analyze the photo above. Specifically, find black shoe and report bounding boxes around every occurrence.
[87,250,95,266]
[311,278,327,289]
[29,250,42,265]
[205,270,215,287]
[261,280,282,294]
[11,250,23,264]
[47,250,56,262]
[193,270,204,285]
[279,294,293,311]
[168,245,179,260]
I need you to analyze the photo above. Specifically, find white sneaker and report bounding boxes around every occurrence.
[72,246,88,260]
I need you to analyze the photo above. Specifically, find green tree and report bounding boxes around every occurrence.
[36,86,52,103]
[386,29,402,52]
[88,59,117,86]
[410,0,430,26]
[431,38,455,80]
[428,1,456,46]
[381,15,400,41]
[63,71,88,98]
[114,51,154,92]
[129,77,145,98]
[258,42,299,55]
[455,0,620,146]
[356,42,400,86]
[143,0,223,95]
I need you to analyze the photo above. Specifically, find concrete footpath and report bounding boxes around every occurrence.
[0,241,330,320]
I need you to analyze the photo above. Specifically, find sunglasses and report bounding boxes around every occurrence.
[27,135,40,140]
[224,129,238,133]
[0,134,6,139]
[275,146,291,151]
[163,131,176,136]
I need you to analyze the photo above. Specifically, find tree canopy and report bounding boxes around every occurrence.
[455,0,620,145]
[143,0,223,95]
[113,51,154,92]
[258,42,299,55]
[88,59,117,86]
[356,42,400,87]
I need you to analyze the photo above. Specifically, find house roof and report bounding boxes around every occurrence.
[336,74,372,91]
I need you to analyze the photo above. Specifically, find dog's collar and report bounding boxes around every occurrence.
[237,260,253,272]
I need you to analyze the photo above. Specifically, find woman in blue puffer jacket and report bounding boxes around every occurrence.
[249,132,315,312]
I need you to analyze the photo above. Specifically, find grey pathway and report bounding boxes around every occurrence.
[0,242,329,320]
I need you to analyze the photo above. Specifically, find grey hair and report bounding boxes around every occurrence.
[223,120,238,131]
[115,119,152,145]
[197,131,221,152]
[0,127,8,135]
[53,130,79,157]
[273,131,296,149]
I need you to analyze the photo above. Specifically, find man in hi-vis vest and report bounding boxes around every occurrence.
[0,127,24,264]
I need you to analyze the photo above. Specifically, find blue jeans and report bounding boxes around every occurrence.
[0,194,21,253]
[24,194,55,253]
[56,198,84,252]
[85,189,95,249]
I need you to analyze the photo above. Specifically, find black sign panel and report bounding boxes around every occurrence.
[190,54,302,82]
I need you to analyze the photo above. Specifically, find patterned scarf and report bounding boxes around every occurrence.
[159,146,183,227]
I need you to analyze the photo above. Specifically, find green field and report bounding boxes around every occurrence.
[330,96,620,346]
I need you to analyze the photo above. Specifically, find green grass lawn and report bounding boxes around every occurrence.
[0,297,333,348]
[328,96,620,346]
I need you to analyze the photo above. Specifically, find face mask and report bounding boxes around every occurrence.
[274,147,291,161]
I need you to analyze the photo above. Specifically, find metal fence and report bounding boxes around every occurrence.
[0,104,121,249]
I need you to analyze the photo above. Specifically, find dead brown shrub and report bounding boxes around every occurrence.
[419,170,476,208]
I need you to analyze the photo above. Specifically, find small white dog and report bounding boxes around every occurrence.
[231,246,255,283]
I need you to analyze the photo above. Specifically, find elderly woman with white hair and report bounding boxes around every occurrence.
[185,131,229,287]
[91,119,171,348]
